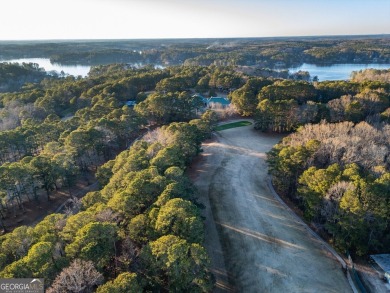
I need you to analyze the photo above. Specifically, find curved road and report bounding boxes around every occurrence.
[190,123,352,293]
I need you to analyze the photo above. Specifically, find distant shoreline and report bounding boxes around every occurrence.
[0,33,389,43]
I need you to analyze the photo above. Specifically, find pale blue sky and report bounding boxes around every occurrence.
[1,0,389,40]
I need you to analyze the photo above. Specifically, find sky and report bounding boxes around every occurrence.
[1,0,389,40]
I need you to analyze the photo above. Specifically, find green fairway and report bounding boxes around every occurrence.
[216,121,252,131]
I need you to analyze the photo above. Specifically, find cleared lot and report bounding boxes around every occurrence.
[190,123,352,293]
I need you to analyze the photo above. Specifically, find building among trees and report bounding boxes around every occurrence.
[207,97,231,108]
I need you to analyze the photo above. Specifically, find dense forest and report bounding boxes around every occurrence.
[268,122,389,256]
[0,60,247,291]
[230,76,389,131]
[255,74,390,257]
[0,37,389,290]
[0,116,217,291]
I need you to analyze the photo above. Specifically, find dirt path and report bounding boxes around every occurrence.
[190,124,352,293]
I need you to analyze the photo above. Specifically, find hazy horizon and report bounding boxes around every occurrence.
[0,34,389,43]
[1,0,389,40]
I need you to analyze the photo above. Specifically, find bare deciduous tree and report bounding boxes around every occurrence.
[95,208,119,223]
[46,259,103,293]
[321,181,355,219]
[285,121,389,172]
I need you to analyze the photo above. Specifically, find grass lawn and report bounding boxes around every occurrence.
[216,121,252,131]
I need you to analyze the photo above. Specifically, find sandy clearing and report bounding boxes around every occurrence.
[190,123,352,293]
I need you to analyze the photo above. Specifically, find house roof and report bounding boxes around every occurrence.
[125,101,137,106]
[192,94,207,102]
[207,97,231,105]
[371,254,390,273]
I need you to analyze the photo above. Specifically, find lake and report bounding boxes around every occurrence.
[2,58,390,81]
[0,58,91,77]
[0,58,165,77]
[289,63,390,81]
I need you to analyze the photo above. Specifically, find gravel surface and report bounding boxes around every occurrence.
[190,124,352,293]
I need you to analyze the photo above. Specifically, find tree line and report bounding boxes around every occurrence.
[229,74,390,132]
